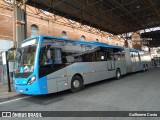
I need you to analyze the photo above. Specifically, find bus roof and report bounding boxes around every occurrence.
[129,48,148,53]
[20,35,150,54]
[21,35,124,49]
[41,35,124,49]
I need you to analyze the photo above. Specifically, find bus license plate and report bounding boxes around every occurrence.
[19,90,24,93]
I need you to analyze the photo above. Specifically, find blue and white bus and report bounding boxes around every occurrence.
[13,35,151,95]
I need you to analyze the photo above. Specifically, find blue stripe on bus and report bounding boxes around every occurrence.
[71,66,89,70]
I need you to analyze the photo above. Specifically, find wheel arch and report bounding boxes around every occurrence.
[72,73,84,84]
[70,73,84,92]
[115,67,121,80]
[68,73,84,89]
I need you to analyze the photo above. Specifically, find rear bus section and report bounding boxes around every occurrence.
[124,48,151,73]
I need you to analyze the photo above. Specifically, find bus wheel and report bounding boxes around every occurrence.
[115,69,121,80]
[71,75,83,93]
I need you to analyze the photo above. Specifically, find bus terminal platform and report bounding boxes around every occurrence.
[0,83,19,102]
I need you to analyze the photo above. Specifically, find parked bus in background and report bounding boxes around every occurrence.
[13,35,151,95]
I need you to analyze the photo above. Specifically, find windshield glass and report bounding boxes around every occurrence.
[14,45,37,74]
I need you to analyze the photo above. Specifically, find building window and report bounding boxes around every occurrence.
[62,31,67,38]
[96,39,99,42]
[80,35,86,41]
[31,24,39,37]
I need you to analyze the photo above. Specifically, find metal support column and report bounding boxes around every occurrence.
[124,40,129,48]
[22,0,27,39]
[6,51,11,92]
[13,0,16,48]
[14,0,27,48]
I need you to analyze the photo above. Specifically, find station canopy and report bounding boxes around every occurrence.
[141,29,160,47]
[17,0,160,35]
[16,0,160,47]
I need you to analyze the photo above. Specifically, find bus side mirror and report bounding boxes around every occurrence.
[7,48,16,61]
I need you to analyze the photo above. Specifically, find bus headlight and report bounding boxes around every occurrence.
[28,75,36,85]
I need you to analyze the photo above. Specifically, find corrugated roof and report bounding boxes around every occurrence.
[17,0,160,35]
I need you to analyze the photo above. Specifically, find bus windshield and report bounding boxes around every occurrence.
[14,45,37,74]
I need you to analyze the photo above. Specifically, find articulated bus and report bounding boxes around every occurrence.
[13,35,151,95]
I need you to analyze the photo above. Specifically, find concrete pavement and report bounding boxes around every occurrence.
[0,66,160,120]
[0,66,158,102]
[0,83,20,102]
[0,67,159,119]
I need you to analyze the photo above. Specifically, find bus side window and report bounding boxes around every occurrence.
[94,47,106,61]
[66,56,75,63]
[106,49,111,61]
[44,48,54,65]
[120,53,125,60]
[131,52,134,58]
[40,47,62,65]
[113,48,121,61]
[106,49,113,61]
[39,47,47,65]
[138,52,141,61]
[74,56,83,62]
[54,48,62,64]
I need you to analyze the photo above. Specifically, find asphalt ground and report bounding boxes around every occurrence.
[0,67,160,120]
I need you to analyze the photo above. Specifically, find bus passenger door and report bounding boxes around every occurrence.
[39,43,68,94]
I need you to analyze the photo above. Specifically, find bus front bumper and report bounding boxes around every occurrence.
[14,83,47,95]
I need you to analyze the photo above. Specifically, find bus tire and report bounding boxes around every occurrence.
[71,75,83,93]
[115,69,121,80]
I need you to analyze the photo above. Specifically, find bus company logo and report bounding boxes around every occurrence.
[2,112,11,117]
